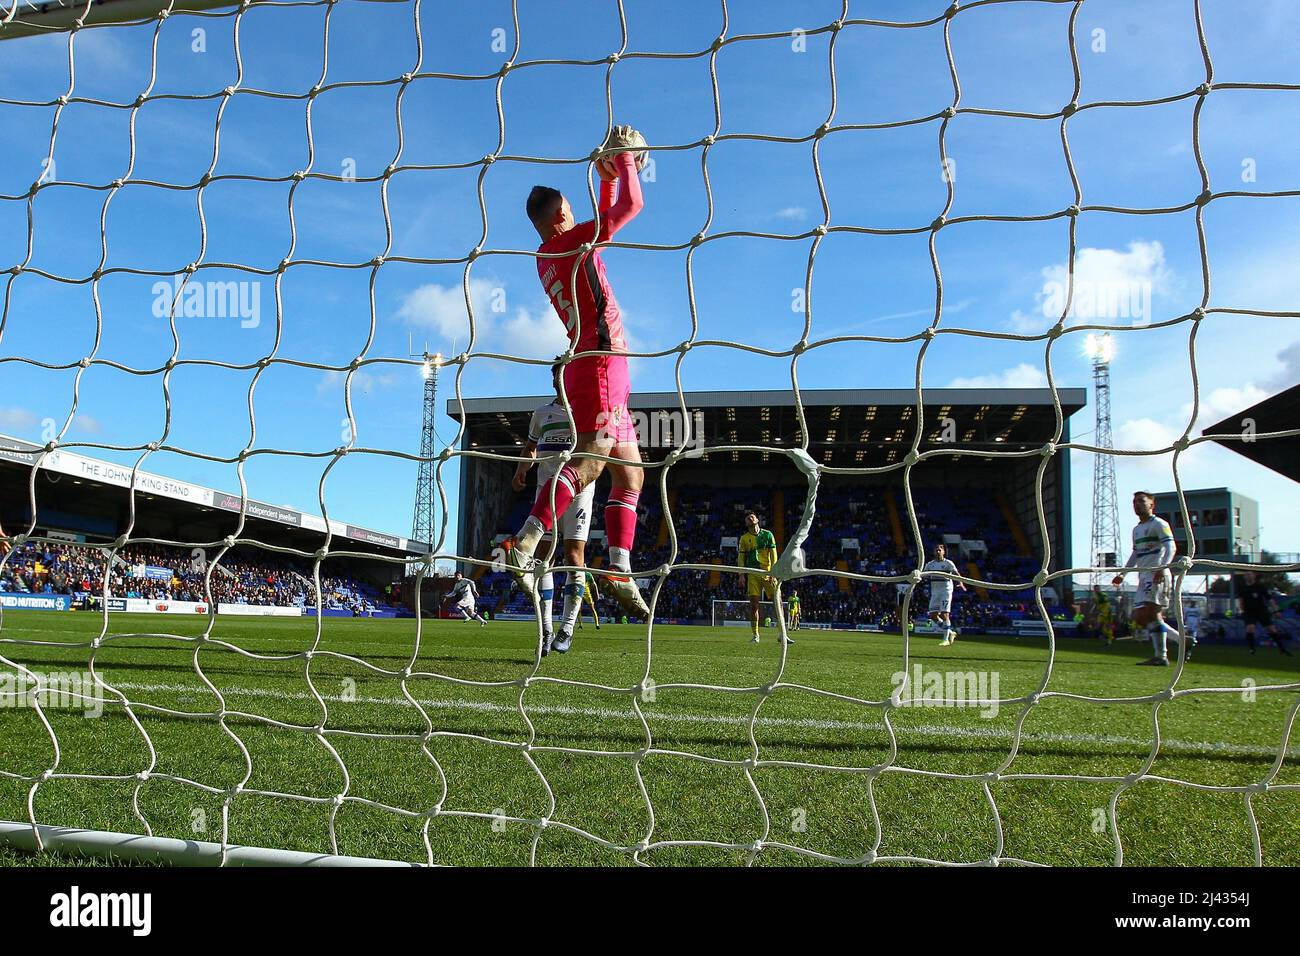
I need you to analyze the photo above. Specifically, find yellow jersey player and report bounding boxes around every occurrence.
[787,589,801,630]
[576,569,602,631]
[738,511,790,644]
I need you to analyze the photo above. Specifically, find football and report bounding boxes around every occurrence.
[598,124,649,175]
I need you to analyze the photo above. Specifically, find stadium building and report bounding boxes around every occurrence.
[0,435,417,617]
[449,387,1087,632]
[1204,382,1300,484]
[1153,488,1260,562]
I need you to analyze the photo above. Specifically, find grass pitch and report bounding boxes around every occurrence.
[1,610,1298,867]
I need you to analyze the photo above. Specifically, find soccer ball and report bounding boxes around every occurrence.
[598,124,649,176]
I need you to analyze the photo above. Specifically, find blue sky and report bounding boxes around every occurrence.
[0,0,1297,571]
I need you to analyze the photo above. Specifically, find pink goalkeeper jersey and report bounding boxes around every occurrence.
[535,153,643,355]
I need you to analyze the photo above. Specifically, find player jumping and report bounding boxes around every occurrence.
[512,362,599,655]
[1112,491,1188,665]
[1238,570,1293,656]
[923,543,967,646]
[739,511,789,644]
[505,126,650,623]
[444,571,488,626]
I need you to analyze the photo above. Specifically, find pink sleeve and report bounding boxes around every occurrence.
[599,178,618,214]
[596,152,643,242]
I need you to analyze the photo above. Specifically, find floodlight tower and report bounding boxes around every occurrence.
[1085,333,1121,589]
[411,347,442,560]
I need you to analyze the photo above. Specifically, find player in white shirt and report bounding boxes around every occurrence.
[1112,491,1185,665]
[1180,597,1202,645]
[923,543,967,646]
[444,571,488,626]
[512,363,599,656]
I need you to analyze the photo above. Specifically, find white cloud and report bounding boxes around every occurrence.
[1111,417,1180,474]
[0,409,100,439]
[947,363,1047,389]
[498,306,571,360]
[395,277,568,362]
[0,407,36,432]
[1011,241,1172,333]
[1116,417,1176,451]
[1267,341,1300,391]
[1008,309,1033,331]
[1103,336,1299,489]
[1168,340,1300,427]
[396,279,485,340]
[1179,384,1269,426]
[315,369,401,397]
[775,206,809,222]
[73,414,102,435]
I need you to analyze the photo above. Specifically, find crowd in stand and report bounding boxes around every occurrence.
[0,486,1065,627]
[0,539,388,615]
[480,482,1064,628]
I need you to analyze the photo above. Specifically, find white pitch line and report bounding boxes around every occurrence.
[84,680,1295,759]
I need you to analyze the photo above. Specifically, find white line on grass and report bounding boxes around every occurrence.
[97,680,1294,759]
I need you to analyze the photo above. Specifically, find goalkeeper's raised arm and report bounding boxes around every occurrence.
[594,125,647,241]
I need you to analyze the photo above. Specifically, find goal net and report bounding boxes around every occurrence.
[711,599,778,629]
[1,0,1298,868]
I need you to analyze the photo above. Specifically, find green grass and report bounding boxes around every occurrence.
[0,610,1298,866]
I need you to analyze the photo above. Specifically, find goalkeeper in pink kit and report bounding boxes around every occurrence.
[506,126,651,624]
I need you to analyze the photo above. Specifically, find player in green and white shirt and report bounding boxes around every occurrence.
[444,571,488,626]
[1111,491,1187,666]
[512,363,599,655]
[923,543,966,646]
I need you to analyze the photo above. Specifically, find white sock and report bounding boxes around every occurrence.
[561,576,584,632]
[540,572,555,633]
[515,516,546,557]
[608,546,630,572]
[1159,619,1180,653]
[1149,623,1167,658]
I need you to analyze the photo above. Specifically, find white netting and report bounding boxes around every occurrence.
[711,599,780,628]
[0,0,1298,866]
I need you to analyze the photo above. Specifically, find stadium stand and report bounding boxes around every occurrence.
[0,434,416,618]
[0,538,400,616]
[450,387,1085,631]
[480,480,1069,630]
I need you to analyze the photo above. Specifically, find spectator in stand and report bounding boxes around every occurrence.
[0,538,397,614]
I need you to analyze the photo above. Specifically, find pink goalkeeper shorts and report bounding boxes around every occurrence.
[564,354,637,443]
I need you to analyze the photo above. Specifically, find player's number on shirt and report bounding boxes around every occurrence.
[548,280,579,335]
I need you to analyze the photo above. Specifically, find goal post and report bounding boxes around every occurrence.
[0,819,417,867]
[711,599,778,629]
